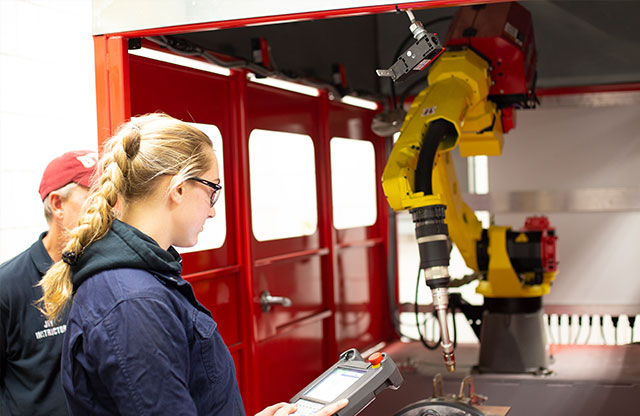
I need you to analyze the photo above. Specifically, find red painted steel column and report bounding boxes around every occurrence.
[93,36,111,147]
[93,35,131,147]
[106,36,131,133]
[229,68,259,414]
[315,92,338,365]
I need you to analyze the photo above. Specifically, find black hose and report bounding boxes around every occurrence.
[384,131,404,340]
[390,79,398,109]
[414,119,458,194]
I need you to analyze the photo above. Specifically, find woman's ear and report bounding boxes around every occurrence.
[168,182,186,205]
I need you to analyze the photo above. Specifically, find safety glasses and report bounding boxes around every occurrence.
[188,177,222,207]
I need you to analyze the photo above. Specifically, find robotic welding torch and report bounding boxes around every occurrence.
[411,205,455,371]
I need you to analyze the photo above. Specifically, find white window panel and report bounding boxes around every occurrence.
[178,123,227,252]
[249,129,318,241]
[330,137,377,229]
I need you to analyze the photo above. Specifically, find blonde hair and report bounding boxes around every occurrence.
[39,113,213,321]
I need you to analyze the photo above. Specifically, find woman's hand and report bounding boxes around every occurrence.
[255,402,296,416]
[255,399,349,416]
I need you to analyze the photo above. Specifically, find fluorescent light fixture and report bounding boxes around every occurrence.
[247,73,319,97]
[129,47,231,76]
[341,95,379,110]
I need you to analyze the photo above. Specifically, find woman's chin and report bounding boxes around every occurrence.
[175,235,199,248]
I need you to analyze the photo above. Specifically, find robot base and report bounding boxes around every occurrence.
[477,298,549,374]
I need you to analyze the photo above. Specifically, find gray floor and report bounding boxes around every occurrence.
[359,341,640,416]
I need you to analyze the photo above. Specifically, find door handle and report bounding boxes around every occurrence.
[260,291,292,312]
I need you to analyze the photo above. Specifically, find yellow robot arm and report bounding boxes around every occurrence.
[381,1,559,374]
[383,48,496,211]
[383,48,501,271]
[382,48,500,371]
[382,46,558,372]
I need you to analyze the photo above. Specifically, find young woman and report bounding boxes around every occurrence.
[39,113,346,416]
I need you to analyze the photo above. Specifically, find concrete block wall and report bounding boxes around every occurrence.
[0,0,97,263]
[491,103,640,307]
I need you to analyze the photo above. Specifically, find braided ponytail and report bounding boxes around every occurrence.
[39,113,213,321]
[38,123,141,320]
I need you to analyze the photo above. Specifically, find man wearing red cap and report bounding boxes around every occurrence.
[0,150,97,415]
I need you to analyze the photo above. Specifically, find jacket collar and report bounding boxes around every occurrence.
[71,220,183,291]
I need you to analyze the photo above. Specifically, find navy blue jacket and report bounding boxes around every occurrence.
[62,220,244,415]
[0,233,69,415]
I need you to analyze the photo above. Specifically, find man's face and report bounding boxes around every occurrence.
[60,185,90,232]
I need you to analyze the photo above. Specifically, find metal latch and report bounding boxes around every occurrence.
[260,291,292,312]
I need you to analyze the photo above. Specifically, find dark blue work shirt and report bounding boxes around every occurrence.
[62,268,245,415]
[0,233,69,415]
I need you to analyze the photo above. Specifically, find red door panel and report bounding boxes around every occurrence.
[256,320,326,404]
[129,54,249,396]
[244,83,334,410]
[335,245,388,352]
[253,255,326,341]
[130,57,231,124]
[246,83,321,259]
[327,101,393,353]
[129,55,236,272]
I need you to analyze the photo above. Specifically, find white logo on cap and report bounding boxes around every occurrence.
[76,152,98,168]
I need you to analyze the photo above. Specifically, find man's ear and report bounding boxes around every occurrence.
[48,193,65,220]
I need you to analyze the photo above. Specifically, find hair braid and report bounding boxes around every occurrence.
[38,126,142,321]
[38,113,213,321]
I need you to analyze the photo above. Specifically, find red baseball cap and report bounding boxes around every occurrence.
[39,150,99,201]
